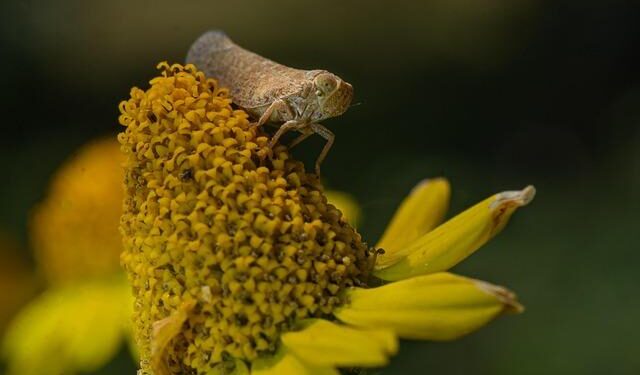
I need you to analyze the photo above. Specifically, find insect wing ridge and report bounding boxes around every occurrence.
[186,30,235,67]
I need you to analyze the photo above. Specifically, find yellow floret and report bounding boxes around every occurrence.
[118,62,371,373]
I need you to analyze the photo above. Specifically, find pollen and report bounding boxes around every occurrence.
[118,63,370,373]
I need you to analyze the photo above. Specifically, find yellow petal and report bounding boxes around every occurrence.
[151,300,195,375]
[281,319,397,367]
[325,190,361,228]
[251,348,339,375]
[3,278,128,375]
[375,178,451,269]
[374,185,535,280]
[334,272,522,341]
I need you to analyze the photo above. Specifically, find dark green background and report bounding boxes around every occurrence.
[1,0,638,374]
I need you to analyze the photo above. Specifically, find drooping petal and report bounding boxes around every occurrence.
[374,185,535,280]
[281,319,397,368]
[2,278,129,375]
[251,348,339,375]
[151,300,195,375]
[334,272,522,341]
[375,178,451,269]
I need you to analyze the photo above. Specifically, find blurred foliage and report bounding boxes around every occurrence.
[0,0,638,374]
[0,233,36,333]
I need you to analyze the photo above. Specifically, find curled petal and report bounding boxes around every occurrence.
[151,300,195,375]
[281,319,397,367]
[334,272,523,341]
[375,186,535,280]
[375,178,451,269]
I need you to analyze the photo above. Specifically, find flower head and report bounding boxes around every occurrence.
[118,63,534,375]
[3,139,132,375]
[119,62,371,373]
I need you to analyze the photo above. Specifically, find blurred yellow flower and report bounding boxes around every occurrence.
[2,139,133,375]
[31,139,125,283]
[118,63,534,375]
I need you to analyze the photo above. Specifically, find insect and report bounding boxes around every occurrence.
[186,30,354,176]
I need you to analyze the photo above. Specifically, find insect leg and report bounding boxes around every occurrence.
[255,99,295,127]
[289,128,314,149]
[309,123,335,176]
[269,120,304,149]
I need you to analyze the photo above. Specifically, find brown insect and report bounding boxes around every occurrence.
[186,30,354,176]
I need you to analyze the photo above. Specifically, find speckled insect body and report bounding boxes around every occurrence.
[186,31,354,175]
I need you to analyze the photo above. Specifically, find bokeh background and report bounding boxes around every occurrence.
[1,0,639,374]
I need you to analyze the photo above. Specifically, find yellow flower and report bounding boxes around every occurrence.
[2,139,133,375]
[31,139,125,283]
[118,62,534,375]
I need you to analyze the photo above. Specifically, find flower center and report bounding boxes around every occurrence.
[118,63,371,373]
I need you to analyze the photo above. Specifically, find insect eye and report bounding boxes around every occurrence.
[321,81,336,93]
[316,90,323,97]
[314,74,338,95]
